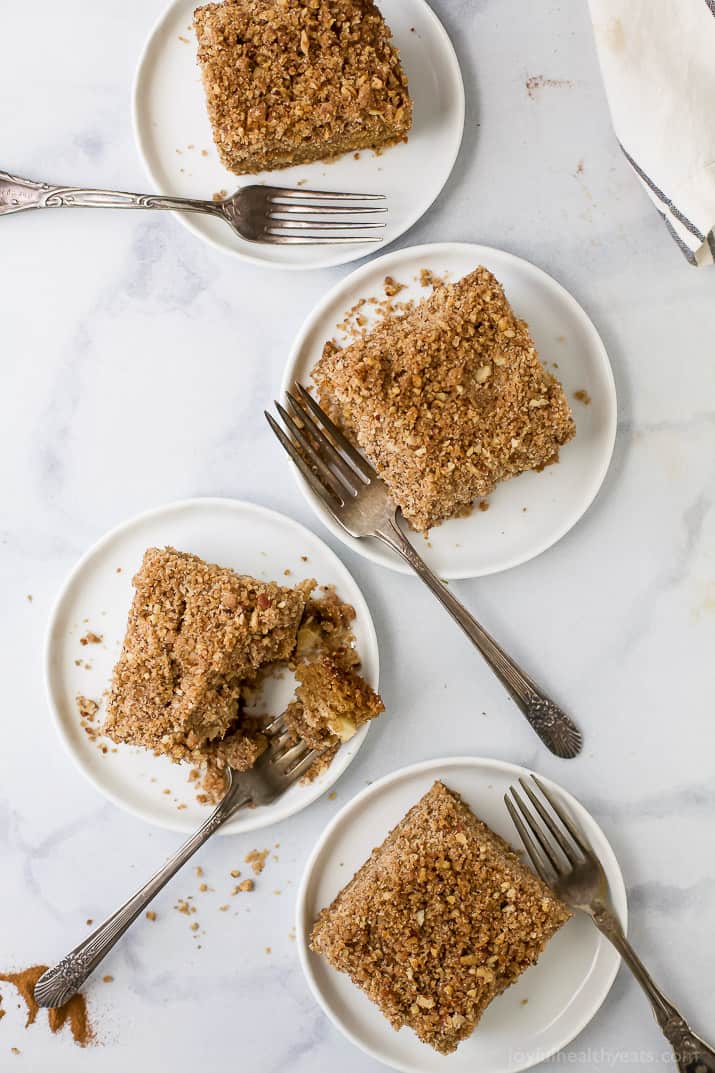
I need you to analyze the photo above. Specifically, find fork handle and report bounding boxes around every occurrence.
[592,907,715,1072]
[32,773,251,1009]
[374,517,582,758]
[0,170,222,216]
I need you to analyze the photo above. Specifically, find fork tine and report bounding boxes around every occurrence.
[504,794,555,885]
[264,235,382,245]
[272,736,305,764]
[293,383,377,482]
[283,745,320,781]
[267,220,386,231]
[507,786,565,877]
[531,775,591,855]
[284,393,361,493]
[265,411,342,508]
[267,189,386,201]
[269,204,388,215]
[262,712,286,736]
[270,728,294,753]
[518,777,580,865]
[275,400,355,501]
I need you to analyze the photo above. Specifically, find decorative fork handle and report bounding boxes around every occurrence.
[0,170,222,217]
[33,774,250,1009]
[592,906,715,1073]
[374,516,582,758]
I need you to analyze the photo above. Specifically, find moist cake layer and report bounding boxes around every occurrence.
[314,266,576,531]
[310,781,570,1054]
[285,654,384,750]
[194,0,412,175]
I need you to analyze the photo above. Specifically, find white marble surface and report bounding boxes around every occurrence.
[1,1,714,1069]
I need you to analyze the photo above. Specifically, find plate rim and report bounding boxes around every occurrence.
[130,0,466,270]
[43,496,380,835]
[295,754,627,1073]
[281,240,618,577]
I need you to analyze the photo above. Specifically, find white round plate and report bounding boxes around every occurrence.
[283,242,617,578]
[132,0,464,270]
[297,756,625,1073]
[45,498,379,835]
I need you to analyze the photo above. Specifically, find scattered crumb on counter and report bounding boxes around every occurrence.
[212,189,228,201]
[102,976,113,984]
[245,849,269,875]
[573,389,591,405]
[146,911,156,922]
[328,791,337,800]
[478,500,490,512]
[80,632,102,646]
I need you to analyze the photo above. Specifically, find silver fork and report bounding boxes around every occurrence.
[506,775,715,1073]
[33,713,317,1009]
[0,170,386,245]
[266,385,582,758]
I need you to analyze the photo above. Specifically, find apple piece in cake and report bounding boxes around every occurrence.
[193,0,412,175]
[314,266,576,532]
[285,654,384,752]
[105,547,311,761]
[310,781,570,1054]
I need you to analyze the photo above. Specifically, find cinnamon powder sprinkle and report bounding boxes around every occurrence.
[0,966,92,1046]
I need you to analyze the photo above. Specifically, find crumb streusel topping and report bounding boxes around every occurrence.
[105,547,311,761]
[310,781,571,1054]
[103,549,385,803]
[314,266,576,532]
[194,0,412,174]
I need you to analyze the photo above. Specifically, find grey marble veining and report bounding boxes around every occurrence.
[1,0,714,1070]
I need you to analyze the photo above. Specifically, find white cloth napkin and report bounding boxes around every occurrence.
[588,0,715,265]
